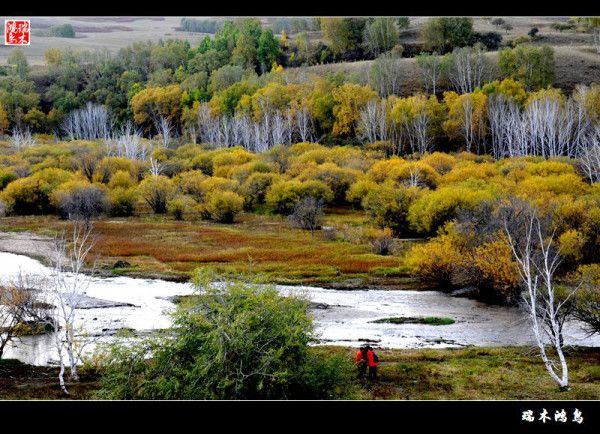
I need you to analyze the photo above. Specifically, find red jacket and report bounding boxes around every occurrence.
[356,350,365,364]
[366,350,377,367]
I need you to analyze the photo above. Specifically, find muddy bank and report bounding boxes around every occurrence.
[0,231,58,265]
[0,230,183,283]
[0,359,98,399]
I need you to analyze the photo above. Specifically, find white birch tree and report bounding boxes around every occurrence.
[62,102,112,140]
[502,201,575,391]
[48,221,96,394]
[9,125,36,152]
[447,45,490,95]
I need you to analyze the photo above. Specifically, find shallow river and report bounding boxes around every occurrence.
[1,251,599,366]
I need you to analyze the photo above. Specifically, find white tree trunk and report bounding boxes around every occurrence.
[503,207,571,391]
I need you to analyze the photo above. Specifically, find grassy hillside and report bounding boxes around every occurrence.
[289,46,600,95]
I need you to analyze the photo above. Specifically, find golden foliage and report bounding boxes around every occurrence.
[406,233,464,286]
[331,83,378,137]
[471,239,519,291]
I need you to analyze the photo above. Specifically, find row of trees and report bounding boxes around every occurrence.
[320,17,409,58]
[0,19,285,135]
[1,38,560,145]
[7,81,600,189]
[195,102,314,151]
[357,82,600,177]
[0,16,558,140]
[0,30,552,136]
[2,139,598,245]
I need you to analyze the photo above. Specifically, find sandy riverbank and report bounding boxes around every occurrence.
[0,231,57,264]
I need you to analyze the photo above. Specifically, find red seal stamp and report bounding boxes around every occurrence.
[5,20,31,45]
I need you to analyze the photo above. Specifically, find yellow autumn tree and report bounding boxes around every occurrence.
[421,152,457,175]
[249,81,303,121]
[558,229,585,265]
[525,87,565,107]
[331,83,378,137]
[390,94,445,153]
[406,231,464,287]
[131,84,183,131]
[271,62,284,74]
[573,83,600,123]
[443,90,488,154]
[280,30,289,49]
[307,77,337,133]
[181,101,201,134]
[366,157,406,183]
[481,78,528,106]
[391,94,445,126]
[471,239,519,293]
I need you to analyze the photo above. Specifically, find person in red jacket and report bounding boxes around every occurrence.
[355,346,368,379]
[366,346,378,380]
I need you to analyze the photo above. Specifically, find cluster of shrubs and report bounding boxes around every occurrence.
[1,141,598,227]
[398,157,600,303]
[0,139,598,303]
[0,141,368,225]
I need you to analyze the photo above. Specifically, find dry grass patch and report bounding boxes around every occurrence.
[0,212,407,284]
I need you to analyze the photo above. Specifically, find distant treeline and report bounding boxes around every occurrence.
[33,24,76,38]
[179,18,224,34]
[1,17,599,154]
[270,17,320,34]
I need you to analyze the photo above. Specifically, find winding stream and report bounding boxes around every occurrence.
[1,251,599,366]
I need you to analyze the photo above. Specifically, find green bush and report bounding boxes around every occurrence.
[108,170,136,189]
[298,163,360,203]
[212,148,256,166]
[265,180,302,215]
[241,172,279,210]
[1,177,49,215]
[0,168,16,190]
[36,24,76,38]
[0,168,74,215]
[229,161,273,184]
[346,178,378,208]
[175,170,208,201]
[137,175,176,214]
[93,271,351,399]
[191,152,216,176]
[498,44,555,90]
[205,190,244,223]
[362,183,422,236]
[297,180,334,204]
[266,180,334,215]
[109,187,138,217]
[408,184,497,234]
[93,157,140,184]
[167,194,199,221]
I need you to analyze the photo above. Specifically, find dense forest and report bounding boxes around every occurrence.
[0,16,598,153]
